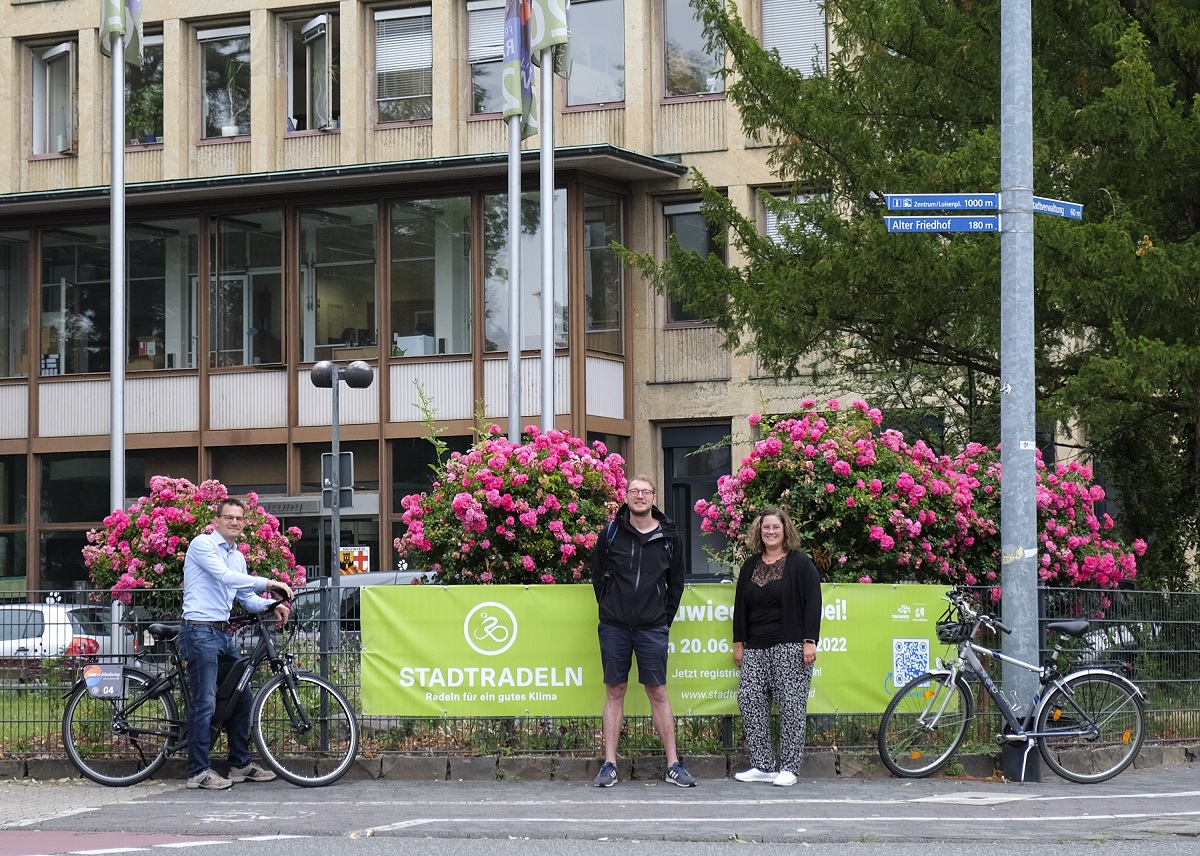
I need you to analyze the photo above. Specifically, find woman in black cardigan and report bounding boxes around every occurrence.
[731,507,822,787]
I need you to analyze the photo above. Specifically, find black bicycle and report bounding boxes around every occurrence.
[878,588,1145,783]
[61,601,359,787]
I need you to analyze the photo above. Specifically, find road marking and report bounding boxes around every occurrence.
[913,792,1035,805]
[71,850,151,855]
[11,809,101,828]
[355,808,1200,831]
[152,844,232,849]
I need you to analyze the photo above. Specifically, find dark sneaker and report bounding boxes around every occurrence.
[593,761,618,787]
[229,762,276,783]
[187,768,232,790]
[666,761,697,788]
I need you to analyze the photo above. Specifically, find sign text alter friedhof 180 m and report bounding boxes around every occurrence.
[885,215,999,233]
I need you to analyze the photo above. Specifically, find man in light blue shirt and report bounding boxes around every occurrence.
[179,498,293,790]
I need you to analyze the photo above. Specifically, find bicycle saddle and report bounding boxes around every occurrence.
[1045,619,1089,637]
[147,623,181,642]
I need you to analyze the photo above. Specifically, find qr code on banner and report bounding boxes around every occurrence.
[893,638,931,687]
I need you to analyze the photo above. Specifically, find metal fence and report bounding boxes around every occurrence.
[2,585,1198,760]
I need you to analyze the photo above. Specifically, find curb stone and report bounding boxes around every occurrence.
[498,756,553,782]
[450,756,498,781]
[379,755,447,780]
[27,746,1195,783]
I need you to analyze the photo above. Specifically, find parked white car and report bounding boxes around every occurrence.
[0,602,137,680]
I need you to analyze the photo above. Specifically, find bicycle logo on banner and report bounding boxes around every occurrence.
[464,601,519,656]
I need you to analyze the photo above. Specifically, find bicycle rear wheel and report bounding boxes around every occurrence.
[1036,672,1145,783]
[62,667,180,787]
[251,671,359,787]
[878,671,974,777]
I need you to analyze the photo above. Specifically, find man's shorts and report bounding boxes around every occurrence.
[597,621,670,686]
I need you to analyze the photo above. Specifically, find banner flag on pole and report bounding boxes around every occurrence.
[502,0,538,139]
[529,0,571,77]
[99,0,144,65]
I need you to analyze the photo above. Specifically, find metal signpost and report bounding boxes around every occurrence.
[883,186,1081,781]
[309,360,373,660]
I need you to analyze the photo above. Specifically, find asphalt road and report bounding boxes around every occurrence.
[4,762,1200,854]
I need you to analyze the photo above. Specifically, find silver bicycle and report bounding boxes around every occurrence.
[878,588,1145,783]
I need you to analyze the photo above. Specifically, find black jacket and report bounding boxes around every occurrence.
[732,550,822,646]
[591,505,686,629]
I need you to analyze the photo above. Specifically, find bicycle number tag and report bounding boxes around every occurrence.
[83,663,126,699]
[143,630,155,648]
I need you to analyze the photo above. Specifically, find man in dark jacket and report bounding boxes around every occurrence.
[590,475,694,788]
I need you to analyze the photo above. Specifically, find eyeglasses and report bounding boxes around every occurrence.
[219,515,246,524]
[628,489,654,497]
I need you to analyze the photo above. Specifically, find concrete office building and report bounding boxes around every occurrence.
[0,0,826,592]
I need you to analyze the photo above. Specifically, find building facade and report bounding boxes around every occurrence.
[0,0,827,593]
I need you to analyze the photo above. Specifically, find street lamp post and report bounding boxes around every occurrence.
[310,359,374,654]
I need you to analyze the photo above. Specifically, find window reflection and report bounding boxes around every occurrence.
[299,205,378,362]
[210,213,282,368]
[568,0,625,106]
[483,190,567,353]
[583,194,623,354]
[390,197,472,357]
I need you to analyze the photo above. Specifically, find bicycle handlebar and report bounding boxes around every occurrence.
[947,588,1012,634]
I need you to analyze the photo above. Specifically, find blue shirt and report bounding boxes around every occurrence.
[182,530,275,621]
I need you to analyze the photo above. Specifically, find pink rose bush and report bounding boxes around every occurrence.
[84,476,306,598]
[394,426,625,584]
[696,400,1146,588]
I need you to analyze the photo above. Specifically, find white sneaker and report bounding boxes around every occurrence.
[773,770,798,787]
[734,768,777,783]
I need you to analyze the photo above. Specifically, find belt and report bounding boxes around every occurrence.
[183,619,230,630]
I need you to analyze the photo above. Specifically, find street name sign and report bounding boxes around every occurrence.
[885,215,999,233]
[1031,196,1083,220]
[885,193,999,211]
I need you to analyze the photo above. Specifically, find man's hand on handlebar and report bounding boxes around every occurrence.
[265,580,294,628]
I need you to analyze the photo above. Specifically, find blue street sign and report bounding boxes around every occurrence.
[884,193,999,211]
[885,215,999,234]
[1032,196,1083,220]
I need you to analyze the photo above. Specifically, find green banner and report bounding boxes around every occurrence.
[361,583,948,716]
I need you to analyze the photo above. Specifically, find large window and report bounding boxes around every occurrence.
[288,13,340,131]
[483,190,567,352]
[583,194,623,354]
[762,0,826,76]
[390,197,472,357]
[210,213,283,368]
[0,455,28,591]
[128,218,199,372]
[126,36,164,145]
[40,453,111,524]
[299,205,378,362]
[467,0,504,115]
[663,0,723,98]
[375,7,432,123]
[199,26,251,139]
[0,232,29,379]
[40,225,110,376]
[567,0,625,106]
[32,42,77,155]
[663,202,722,324]
[212,445,286,494]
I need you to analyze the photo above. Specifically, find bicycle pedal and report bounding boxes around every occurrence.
[996,732,1029,745]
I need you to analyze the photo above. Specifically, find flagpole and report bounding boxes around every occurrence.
[538,55,554,432]
[507,118,522,443]
[109,30,126,514]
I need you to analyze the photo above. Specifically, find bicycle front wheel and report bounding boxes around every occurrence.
[1036,672,1145,783]
[62,667,180,787]
[878,672,974,777]
[251,671,359,787]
